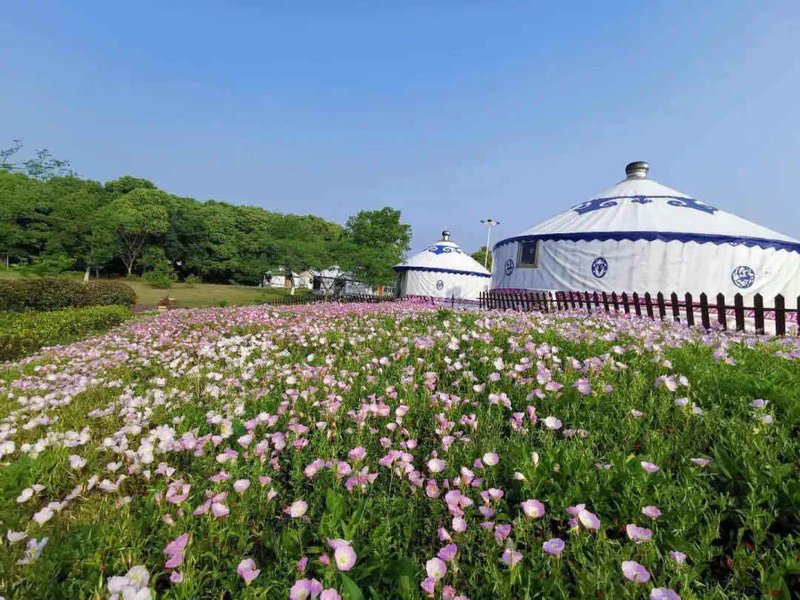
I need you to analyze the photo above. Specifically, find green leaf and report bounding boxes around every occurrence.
[340,574,364,600]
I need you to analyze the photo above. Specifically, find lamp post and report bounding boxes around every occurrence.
[481,219,499,269]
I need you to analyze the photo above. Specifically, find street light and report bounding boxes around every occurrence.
[481,219,500,269]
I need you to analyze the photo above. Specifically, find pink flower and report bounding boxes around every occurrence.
[690,457,710,467]
[574,378,592,395]
[669,551,687,564]
[578,508,601,530]
[420,577,436,595]
[320,590,342,600]
[170,571,183,584]
[211,502,229,518]
[437,543,458,562]
[427,459,446,473]
[164,533,189,569]
[482,452,499,466]
[494,523,512,543]
[543,416,562,430]
[348,447,366,461]
[297,557,308,573]
[625,524,653,543]
[233,479,250,494]
[650,589,681,600]
[501,548,522,568]
[621,560,650,583]
[542,537,565,556]
[286,500,308,518]
[640,461,660,474]
[290,578,323,600]
[333,544,357,571]
[641,506,661,519]
[426,557,447,581]
[237,558,261,585]
[520,499,545,519]
[452,516,467,532]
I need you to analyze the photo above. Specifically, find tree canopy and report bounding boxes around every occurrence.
[0,141,412,285]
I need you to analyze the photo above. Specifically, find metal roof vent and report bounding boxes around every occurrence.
[441,230,451,241]
[625,161,650,179]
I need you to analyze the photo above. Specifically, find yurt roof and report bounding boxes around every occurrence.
[394,231,491,277]
[495,161,800,253]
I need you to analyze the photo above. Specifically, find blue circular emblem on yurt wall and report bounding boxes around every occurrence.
[591,257,608,279]
[436,280,444,290]
[504,259,515,276]
[731,265,755,289]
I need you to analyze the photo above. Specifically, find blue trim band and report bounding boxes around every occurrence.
[492,231,800,254]
[393,265,491,278]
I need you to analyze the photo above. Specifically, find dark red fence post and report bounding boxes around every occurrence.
[632,292,642,317]
[584,291,592,314]
[699,293,710,330]
[621,292,630,314]
[644,293,654,319]
[774,294,785,336]
[685,293,694,327]
[716,293,727,331]
[656,292,666,320]
[734,293,745,332]
[670,292,680,322]
[753,293,765,335]
[611,292,620,313]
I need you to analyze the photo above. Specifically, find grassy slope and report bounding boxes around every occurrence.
[0,268,307,308]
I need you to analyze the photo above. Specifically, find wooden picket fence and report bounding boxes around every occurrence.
[479,290,800,336]
[262,292,396,307]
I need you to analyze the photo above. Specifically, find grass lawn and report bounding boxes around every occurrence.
[0,268,307,308]
[122,279,308,308]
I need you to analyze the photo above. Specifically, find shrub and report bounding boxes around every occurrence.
[0,305,132,361]
[184,274,202,287]
[84,281,137,307]
[0,278,137,311]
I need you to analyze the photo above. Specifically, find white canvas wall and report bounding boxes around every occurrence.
[400,270,489,300]
[492,238,800,299]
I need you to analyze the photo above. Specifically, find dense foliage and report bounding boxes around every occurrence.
[0,278,136,312]
[0,142,411,286]
[0,305,132,361]
[0,303,798,599]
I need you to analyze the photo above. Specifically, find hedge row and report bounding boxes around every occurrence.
[0,305,133,362]
[0,278,136,311]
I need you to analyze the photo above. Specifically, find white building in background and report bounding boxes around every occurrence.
[311,266,373,296]
[394,231,491,300]
[296,270,315,290]
[491,161,800,298]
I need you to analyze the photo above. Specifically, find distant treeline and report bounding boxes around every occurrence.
[0,141,411,286]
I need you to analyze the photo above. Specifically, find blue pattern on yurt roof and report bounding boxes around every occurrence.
[571,196,718,215]
[393,265,491,277]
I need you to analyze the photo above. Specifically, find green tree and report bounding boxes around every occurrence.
[471,246,493,271]
[0,139,76,180]
[101,189,170,276]
[338,208,411,286]
[104,176,156,195]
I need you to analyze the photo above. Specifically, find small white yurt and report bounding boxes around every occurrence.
[492,161,800,298]
[395,231,491,300]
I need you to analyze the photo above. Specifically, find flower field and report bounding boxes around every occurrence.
[1,302,799,599]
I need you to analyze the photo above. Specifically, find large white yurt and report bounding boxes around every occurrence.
[394,231,491,300]
[492,161,800,298]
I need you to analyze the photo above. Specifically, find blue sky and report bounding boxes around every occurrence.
[2,1,799,253]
